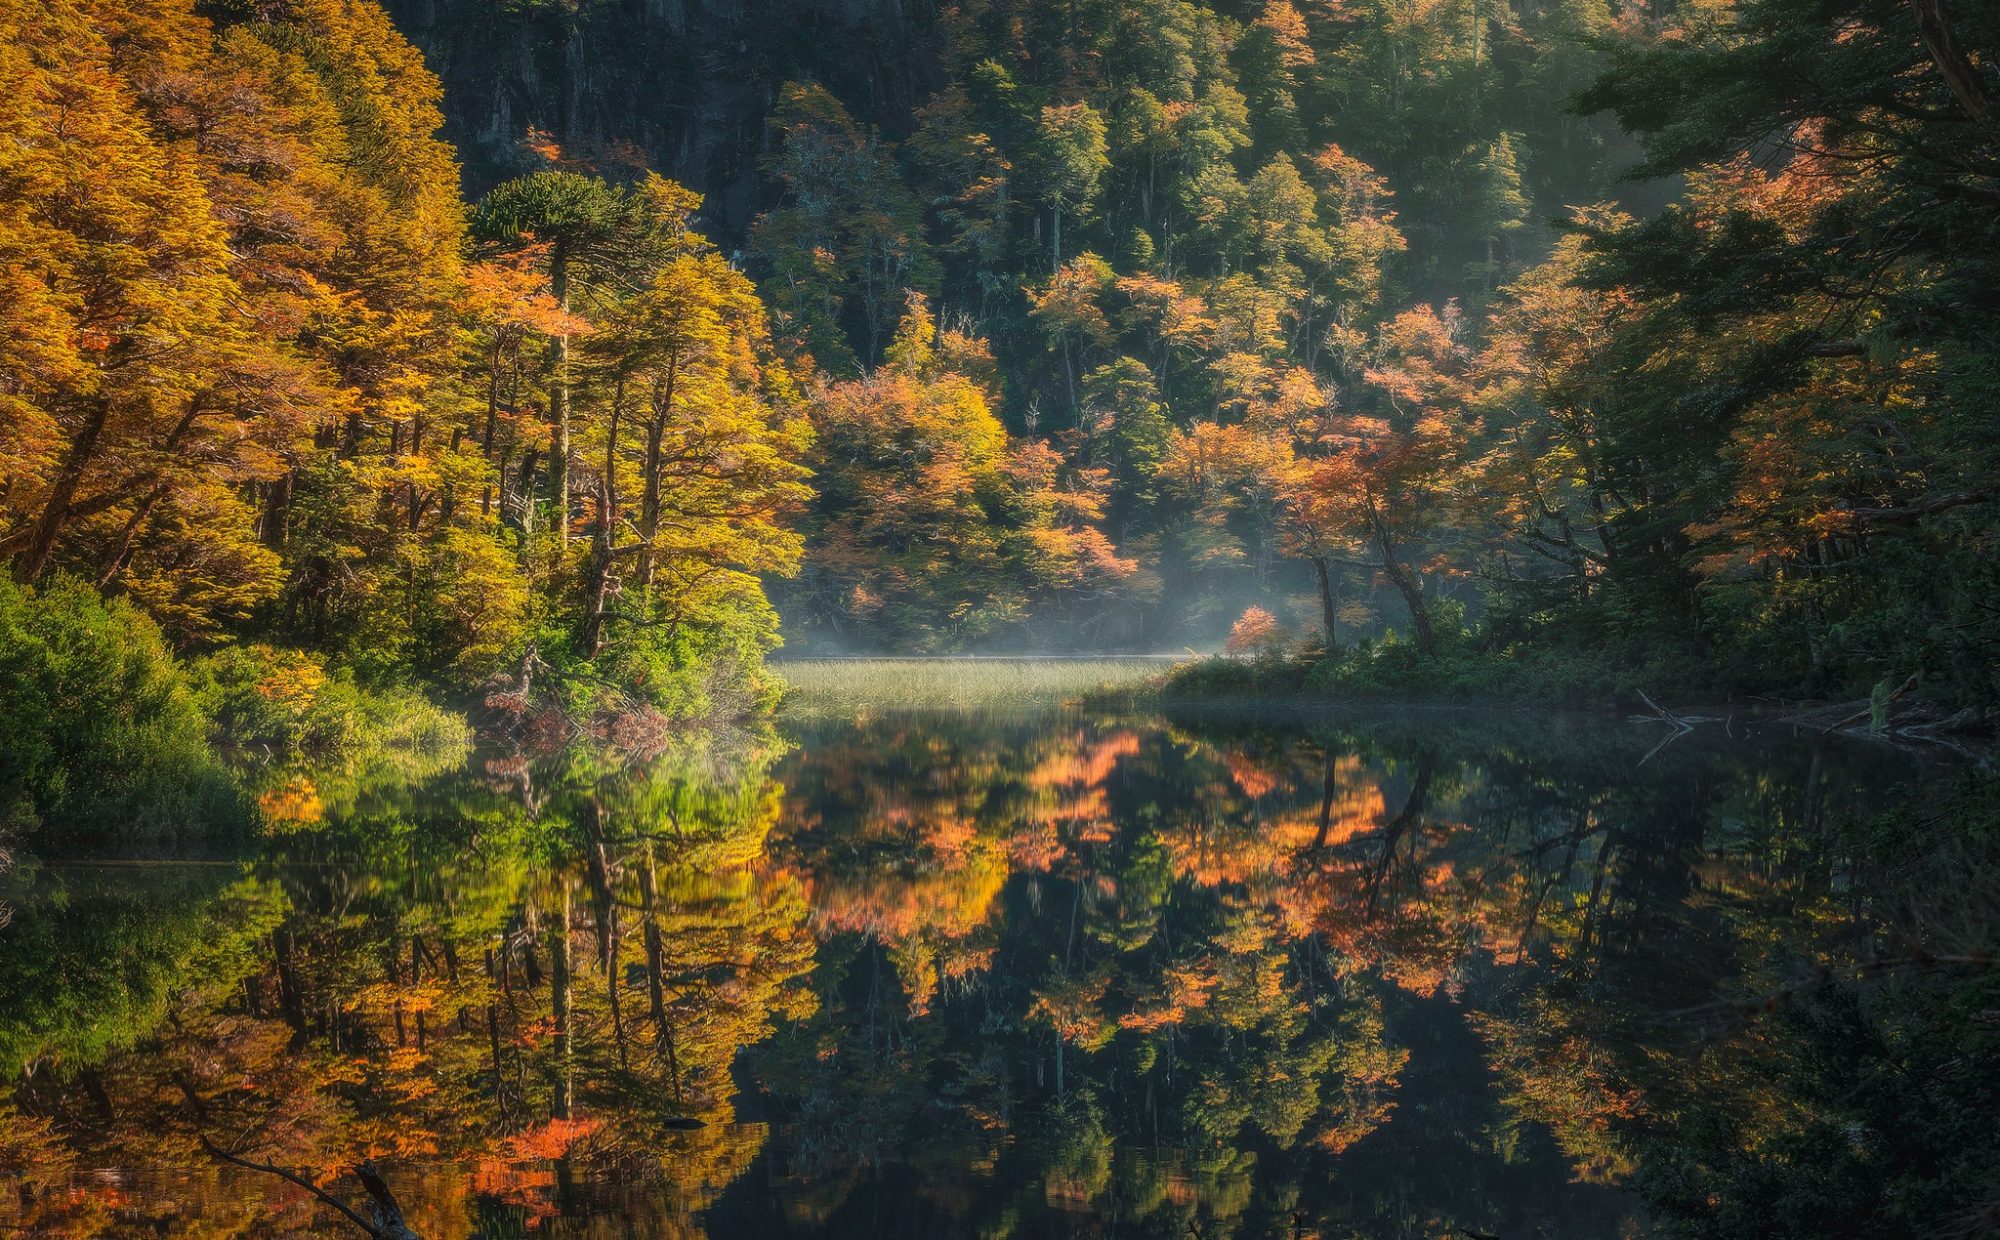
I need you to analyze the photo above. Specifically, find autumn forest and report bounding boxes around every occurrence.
[1,0,1997,1234]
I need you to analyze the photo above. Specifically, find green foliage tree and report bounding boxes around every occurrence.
[473,170,649,541]
[1029,102,1111,273]
[0,577,230,836]
[751,83,936,373]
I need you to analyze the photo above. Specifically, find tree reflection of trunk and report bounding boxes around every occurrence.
[502,914,534,1102]
[487,999,511,1124]
[606,913,629,1073]
[1800,746,1828,902]
[1575,837,1616,967]
[550,881,574,1121]
[274,928,307,1044]
[386,939,407,1049]
[585,801,614,968]
[1518,804,1594,962]
[1364,752,1435,917]
[640,842,684,1107]
[408,936,428,1053]
[583,801,631,1072]
[1309,749,1339,851]
[604,884,631,1075]
[519,907,544,989]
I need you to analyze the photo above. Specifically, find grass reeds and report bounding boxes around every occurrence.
[776,657,1174,714]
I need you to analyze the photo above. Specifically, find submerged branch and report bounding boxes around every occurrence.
[190,1132,413,1239]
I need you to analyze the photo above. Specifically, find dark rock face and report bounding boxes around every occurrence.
[382,0,941,236]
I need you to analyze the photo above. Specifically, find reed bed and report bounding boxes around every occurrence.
[776,656,1176,713]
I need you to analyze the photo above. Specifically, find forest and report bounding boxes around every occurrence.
[4,0,1998,796]
[2,0,1998,1236]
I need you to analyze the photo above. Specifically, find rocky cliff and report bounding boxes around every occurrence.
[381,0,942,233]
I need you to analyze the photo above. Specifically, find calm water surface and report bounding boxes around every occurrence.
[0,685,1942,1237]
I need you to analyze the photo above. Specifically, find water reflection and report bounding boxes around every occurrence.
[0,704,1948,1237]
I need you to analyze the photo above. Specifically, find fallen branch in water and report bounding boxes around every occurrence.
[1820,672,1917,734]
[1774,676,1993,751]
[192,1133,418,1238]
[353,1161,420,1240]
[1630,690,1720,728]
[1628,691,1722,764]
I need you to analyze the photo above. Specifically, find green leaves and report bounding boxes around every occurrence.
[0,576,234,837]
[473,170,653,289]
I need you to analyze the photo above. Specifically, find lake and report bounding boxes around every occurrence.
[0,664,1957,1237]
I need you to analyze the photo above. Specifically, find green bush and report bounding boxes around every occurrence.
[1156,623,1721,709]
[1155,654,1308,701]
[552,582,787,724]
[192,642,469,759]
[0,576,237,838]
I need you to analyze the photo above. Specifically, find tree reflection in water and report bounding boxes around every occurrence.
[2,704,1983,1238]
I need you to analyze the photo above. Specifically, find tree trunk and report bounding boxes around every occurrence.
[603,375,623,536]
[353,1161,421,1240]
[578,479,614,655]
[1369,503,1435,656]
[1309,556,1340,654]
[1909,0,1991,125]
[97,484,168,588]
[1063,337,1078,425]
[262,472,292,550]
[1378,548,1435,656]
[549,242,572,544]
[12,399,108,583]
[639,356,678,593]
[516,449,540,537]
[483,336,504,451]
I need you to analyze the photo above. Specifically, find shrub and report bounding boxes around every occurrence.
[193,642,469,759]
[1224,605,1290,658]
[1156,620,1722,709]
[0,576,236,838]
[562,581,788,724]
